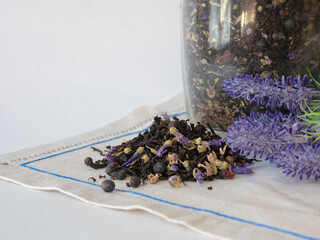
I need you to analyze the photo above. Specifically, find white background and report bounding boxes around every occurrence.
[0,0,212,239]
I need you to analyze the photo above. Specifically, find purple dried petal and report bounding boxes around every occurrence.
[189,1,196,7]
[175,132,190,146]
[208,138,225,146]
[244,28,253,36]
[195,171,205,184]
[106,155,116,163]
[161,112,170,121]
[172,154,178,161]
[232,167,253,174]
[105,146,117,163]
[157,145,168,157]
[202,14,209,20]
[264,55,272,65]
[108,146,116,154]
[170,165,179,171]
[121,151,140,167]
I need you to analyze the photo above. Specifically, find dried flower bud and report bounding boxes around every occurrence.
[198,162,217,176]
[168,175,181,188]
[148,173,161,184]
[124,147,132,155]
[219,145,227,156]
[142,154,150,163]
[207,151,219,164]
[146,146,158,155]
[169,127,179,135]
[114,151,124,157]
[194,137,202,145]
[207,152,229,170]
[225,156,234,163]
[184,145,196,151]
[179,160,190,170]
[218,161,229,170]
[137,147,145,154]
[163,140,172,146]
[167,153,179,165]
[188,140,196,147]
[197,145,207,153]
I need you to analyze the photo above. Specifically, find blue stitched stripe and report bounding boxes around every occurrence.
[19,111,320,240]
[21,164,319,240]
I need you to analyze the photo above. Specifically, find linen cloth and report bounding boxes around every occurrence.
[0,93,319,240]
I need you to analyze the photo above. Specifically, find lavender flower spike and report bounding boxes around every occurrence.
[227,111,320,180]
[223,74,318,114]
[272,143,320,181]
[227,111,313,159]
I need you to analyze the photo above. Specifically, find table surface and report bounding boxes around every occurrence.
[0,0,213,239]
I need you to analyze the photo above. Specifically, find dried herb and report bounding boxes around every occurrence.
[85,114,255,189]
[88,177,96,182]
[91,146,105,156]
[84,157,108,169]
[182,0,320,131]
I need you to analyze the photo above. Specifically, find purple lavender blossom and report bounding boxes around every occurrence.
[227,111,313,158]
[227,111,320,180]
[271,143,320,181]
[195,171,205,184]
[223,74,317,114]
[175,132,190,146]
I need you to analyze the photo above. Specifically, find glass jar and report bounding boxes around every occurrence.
[182,0,320,131]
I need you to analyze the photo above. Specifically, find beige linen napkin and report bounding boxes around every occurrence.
[0,93,319,240]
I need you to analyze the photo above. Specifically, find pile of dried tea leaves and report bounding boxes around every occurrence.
[85,114,255,191]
